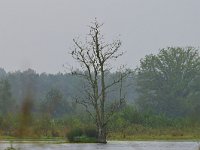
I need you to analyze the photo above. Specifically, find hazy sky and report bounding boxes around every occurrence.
[0,0,200,73]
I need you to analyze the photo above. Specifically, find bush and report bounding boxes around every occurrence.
[66,127,97,143]
[84,128,97,138]
[66,128,83,142]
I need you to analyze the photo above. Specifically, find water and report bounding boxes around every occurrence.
[0,141,199,150]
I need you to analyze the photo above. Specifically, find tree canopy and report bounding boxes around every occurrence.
[136,47,200,117]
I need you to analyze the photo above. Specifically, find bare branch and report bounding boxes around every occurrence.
[105,70,131,90]
[69,19,128,142]
[75,97,95,121]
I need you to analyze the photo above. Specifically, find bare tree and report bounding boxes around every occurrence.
[70,19,130,143]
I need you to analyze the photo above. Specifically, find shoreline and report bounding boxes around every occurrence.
[0,138,199,144]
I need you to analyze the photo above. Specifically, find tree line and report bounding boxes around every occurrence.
[0,20,200,142]
[0,46,200,139]
[0,68,134,117]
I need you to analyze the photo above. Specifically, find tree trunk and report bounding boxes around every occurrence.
[97,125,107,143]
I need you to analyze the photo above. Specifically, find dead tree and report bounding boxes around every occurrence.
[70,20,130,143]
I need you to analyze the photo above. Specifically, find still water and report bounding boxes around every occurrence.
[0,141,199,150]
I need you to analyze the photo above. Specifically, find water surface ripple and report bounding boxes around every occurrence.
[0,141,199,150]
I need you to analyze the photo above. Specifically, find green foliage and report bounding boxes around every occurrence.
[0,79,14,115]
[41,88,71,117]
[110,105,200,131]
[66,127,97,143]
[0,113,18,136]
[66,128,83,142]
[136,47,200,117]
[84,127,98,139]
[1,47,200,140]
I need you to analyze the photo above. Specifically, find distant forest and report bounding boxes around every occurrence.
[0,68,136,116]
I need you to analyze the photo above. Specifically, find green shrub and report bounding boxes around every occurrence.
[66,127,97,142]
[84,128,97,138]
[66,128,83,142]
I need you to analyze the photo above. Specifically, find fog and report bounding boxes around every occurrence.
[0,0,200,73]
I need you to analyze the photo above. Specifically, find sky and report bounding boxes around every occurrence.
[0,0,200,74]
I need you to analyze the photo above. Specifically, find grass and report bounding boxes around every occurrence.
[0,136,68,144]
[107,124,200,141]
[69,135,97,143]
[1,134,200,143]
[109,133,200,141]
